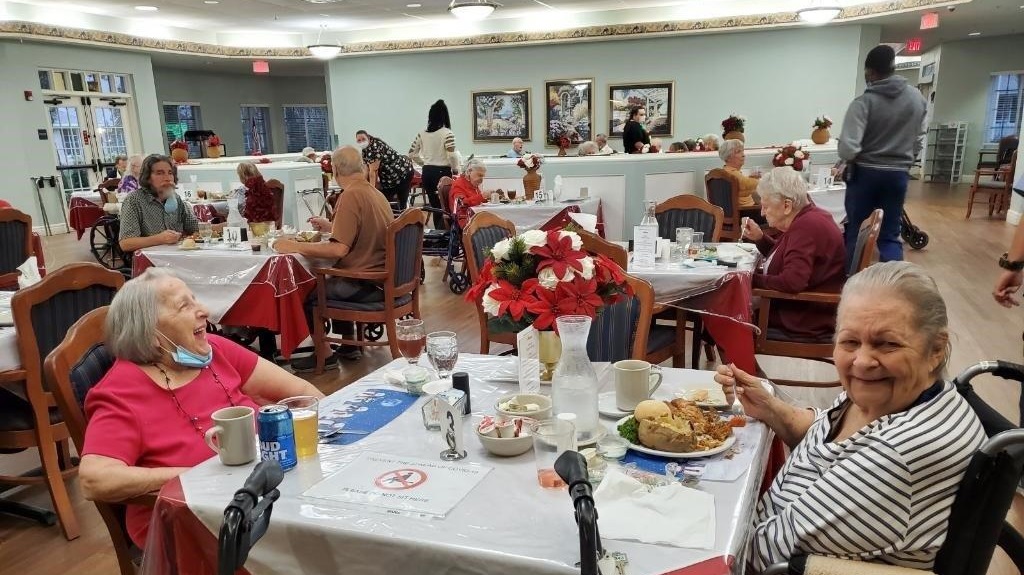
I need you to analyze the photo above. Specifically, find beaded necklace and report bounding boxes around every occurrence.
[153,364,236,435]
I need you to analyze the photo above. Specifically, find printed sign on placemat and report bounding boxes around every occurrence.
[318,388,419,446]
[302,452,491,517]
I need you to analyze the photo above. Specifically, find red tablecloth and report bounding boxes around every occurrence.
[133,253,314,359]
[69,196,104,240]
[683,273,756,374]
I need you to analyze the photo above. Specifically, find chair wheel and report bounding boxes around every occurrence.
[908,232,929,250]
[449,273,468,294]
[363,323,384,341]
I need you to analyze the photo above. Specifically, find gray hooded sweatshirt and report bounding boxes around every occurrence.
[838,75,928,171]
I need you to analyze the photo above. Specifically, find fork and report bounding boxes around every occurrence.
[731,381,745,416]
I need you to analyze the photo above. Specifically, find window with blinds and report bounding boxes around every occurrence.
[162,103,202,157]
[985,73,1023,143]
[283,105,330,152]
[240,106,272,155]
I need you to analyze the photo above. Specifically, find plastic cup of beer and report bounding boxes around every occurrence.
[278,396,319,458]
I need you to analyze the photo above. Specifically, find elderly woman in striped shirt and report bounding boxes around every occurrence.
[716,261,985,572]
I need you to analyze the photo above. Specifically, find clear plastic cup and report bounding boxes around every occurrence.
[278,396,319,459]
[532,418,575,489]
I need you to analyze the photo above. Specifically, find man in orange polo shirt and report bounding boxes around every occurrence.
[274,146,394,371]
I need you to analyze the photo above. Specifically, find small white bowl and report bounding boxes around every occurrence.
[494,393,552,420]
[476,428,534,457]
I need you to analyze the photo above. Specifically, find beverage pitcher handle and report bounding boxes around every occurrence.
[649,366,664,395]
[204,425,223,454]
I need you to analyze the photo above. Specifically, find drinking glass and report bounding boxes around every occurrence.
[675,227,693,248]
[532,418,576,489]
[199,222,213,247]
[426,331,458,379]
[687,231,705,258]
[396,319,426,364]
[278,396,319,459]
[507,189,518,201]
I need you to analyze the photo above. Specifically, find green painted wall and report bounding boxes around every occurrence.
[327,25,881,157]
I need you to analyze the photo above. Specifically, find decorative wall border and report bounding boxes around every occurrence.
[0,0,967,59]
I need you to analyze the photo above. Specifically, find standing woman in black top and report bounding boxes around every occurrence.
[356,130,414,209]
[621,106,651,154]
[409,100,459,229]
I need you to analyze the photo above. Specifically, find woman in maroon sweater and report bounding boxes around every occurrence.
[740,167,846,340]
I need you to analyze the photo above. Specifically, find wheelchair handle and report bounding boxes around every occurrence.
[953,361,1024,386]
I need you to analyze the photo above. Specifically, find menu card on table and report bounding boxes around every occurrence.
[633,225,657,269]
[302,452,491,518]
[517,326,541,394]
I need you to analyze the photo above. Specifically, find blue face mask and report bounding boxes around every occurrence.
[163,193,178,214]
[158,330,213,368]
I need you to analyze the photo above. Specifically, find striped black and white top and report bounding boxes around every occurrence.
[750,380,985,572]
[409,128,456,167]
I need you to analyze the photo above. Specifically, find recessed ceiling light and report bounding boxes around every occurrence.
[407,3,422,7]
[968,31,981,36]
[448,0,498,21]
[134,5,158,11]
[204,1,219,4]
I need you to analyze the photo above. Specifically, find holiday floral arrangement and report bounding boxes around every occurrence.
[557,136,571,150]
[772,144,810,171]
[206,135,222,147]
[517,154,543,170]
[169,140,189,163]
[320,154,332,174]
[812,116,833,130]
[465,229,633,333]
[721,114,746,135]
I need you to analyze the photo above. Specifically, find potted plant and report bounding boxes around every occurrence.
[169,140,190,164]
[206,134,223,158]
[465,229,633,381]
[721,114,746,142]
[517,154,544,200]
[811,115,833,145]
[772,144,810,172]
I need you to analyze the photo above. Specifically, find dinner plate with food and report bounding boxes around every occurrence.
[615,399,742,458]
[674,387,730,410]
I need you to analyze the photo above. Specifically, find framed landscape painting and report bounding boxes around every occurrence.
[472,88,531,142]
[545,78,593,146]
[608,81,674,137]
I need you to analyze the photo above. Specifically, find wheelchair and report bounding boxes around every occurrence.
[421,205,470,295]
[900,209,929,250]
[88,214,131,271]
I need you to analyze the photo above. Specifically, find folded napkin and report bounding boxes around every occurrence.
[594,468,715,549]
[568,212,598,233]
[17,257,41,289]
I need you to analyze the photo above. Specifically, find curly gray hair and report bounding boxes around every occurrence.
[756,167,810,209]
[105,268,178,364]
[463,157,487,174]
[718,139,744,163]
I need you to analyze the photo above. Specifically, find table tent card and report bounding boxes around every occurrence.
[633,225,658,269]
[517,326,541,394]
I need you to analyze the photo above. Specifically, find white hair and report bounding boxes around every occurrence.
[578,141,599,156]
[105,268,178,364]
[127,154,144,177]
[718,139,744,163]
[703,134,720,149]
[756,167,810,209]
[463,157,487,174]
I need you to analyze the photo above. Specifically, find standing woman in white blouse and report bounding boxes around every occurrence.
[716,261,985,572]
[409,99,459,229]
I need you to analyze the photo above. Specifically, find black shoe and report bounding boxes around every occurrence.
[337,345,362,361]
[290,352,338,373]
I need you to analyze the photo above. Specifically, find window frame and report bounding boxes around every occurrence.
[282,104,330,153]
[162,101,203,157]
[240,105,273,155]
[984,71,1024,144]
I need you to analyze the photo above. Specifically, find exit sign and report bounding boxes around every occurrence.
[905,38,923,53]
[920,12,939,29]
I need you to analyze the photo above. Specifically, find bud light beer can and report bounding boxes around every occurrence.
[258,405,297,471]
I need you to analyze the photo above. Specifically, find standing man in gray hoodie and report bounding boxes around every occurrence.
[838,44,928,264]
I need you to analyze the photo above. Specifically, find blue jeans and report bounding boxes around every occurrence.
[843,165,909,266]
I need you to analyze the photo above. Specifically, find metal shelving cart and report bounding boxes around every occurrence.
[924,122,968,184]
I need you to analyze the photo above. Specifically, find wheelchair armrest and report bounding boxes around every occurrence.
[752,288,841,304]
[763,556,935,575]
[313,267,388,281]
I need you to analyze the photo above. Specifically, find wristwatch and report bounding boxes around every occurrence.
[999,253,1024,271]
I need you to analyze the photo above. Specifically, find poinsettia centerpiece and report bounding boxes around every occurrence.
[517,154,543,170]
[812,115,833,130]
[772,144,810,171]
[465,229,633,333]
[721,114,746,135]
[206,134,222,147]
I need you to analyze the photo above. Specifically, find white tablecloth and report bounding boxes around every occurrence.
[808,184,846,227]
[628,244,758,303]
[472,197,602,232]
[0,327,17,372]
[159,355,771,575]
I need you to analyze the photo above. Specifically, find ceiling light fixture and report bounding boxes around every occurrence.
[448,0,499,21]
[134,5,159,11]
[407,3,422,7]
[307,24,341,60]
[796,4,841,25]
[968,31,981,36]
[204,1,219,4]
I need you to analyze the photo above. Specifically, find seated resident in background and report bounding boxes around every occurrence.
[741,167,846,340]
[578,141,599,156]
[449,158,489,227]
[505,137,526,158]
[105,155,128,180]
[668,141,688,153]
[116,154,143,195]
[79,268,322,549]
[719,139,761,208]
[118,154,199,253]
[717,261,984,571]
[275,146,394,370]
[298,146,317,163]
[703,134,721,151]
[236,161,276,223]
[595,133,615,155]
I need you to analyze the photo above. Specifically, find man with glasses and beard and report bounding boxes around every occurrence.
[119,154,200,253]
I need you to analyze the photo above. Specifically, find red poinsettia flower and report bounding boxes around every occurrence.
[526,284,575,331]
[593,253,626,285]
[488,279,535,321]
[465,278,487,302]
[532,231,586,279]
[557,277,604,318]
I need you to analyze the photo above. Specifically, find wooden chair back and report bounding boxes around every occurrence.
[577,228,627,269]
[0,207,34,288]
[704,168,743,240]
[654,194,725,242]
[266,179,285,229]
[462,212,516,281]
[849,209,883,276]
[437,176,455,229]
[587,272,655,362]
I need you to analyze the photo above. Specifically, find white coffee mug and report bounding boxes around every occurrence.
[614,360,664,411]
[204,406,257,466]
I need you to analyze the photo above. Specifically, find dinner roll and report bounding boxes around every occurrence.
[634,400,670,420]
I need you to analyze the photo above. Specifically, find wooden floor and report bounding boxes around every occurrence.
[2,180,1023,573]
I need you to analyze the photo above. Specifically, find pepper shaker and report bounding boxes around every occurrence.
[452,372,470,415]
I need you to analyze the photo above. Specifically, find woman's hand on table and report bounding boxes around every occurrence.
[741,218,763,241]
[308,216,331,232]
[157,230,182,245]
[714,363,773,421]
[273,238,299,254]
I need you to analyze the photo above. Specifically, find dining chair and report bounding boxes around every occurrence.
[1,262,123,539]
[266,178,285,229]
[966,150,1017,219]
[705,168,761,241]
[0,207,34,290]
[311,208,424,374]
[752,209,882,388]
[976,134,1018,172]
[462,212,517,354]
[45,307,153,574]
[576,228,627,269]
[654,194,724,242]
[584,268,680,365]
